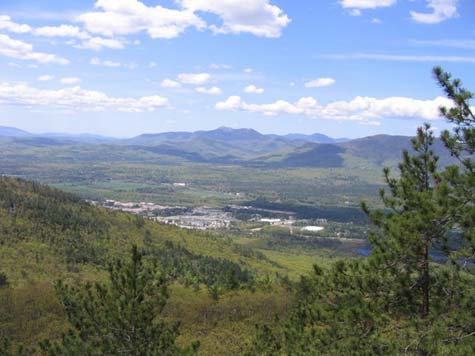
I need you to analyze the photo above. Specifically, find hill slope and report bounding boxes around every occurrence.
[0,177,285,282]
[0,177,298,354]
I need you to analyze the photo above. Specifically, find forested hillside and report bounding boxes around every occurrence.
[0,176,297,354]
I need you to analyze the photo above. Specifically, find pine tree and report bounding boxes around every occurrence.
[251,70,475,355]
[40,246,198,355]
[434,66,475,263]
[362,124,452,319]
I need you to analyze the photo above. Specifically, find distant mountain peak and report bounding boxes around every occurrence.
[283,132,349,144]
[199,127,263,139]
[215,126,259,133]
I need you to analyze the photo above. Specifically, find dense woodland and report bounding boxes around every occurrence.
[0,175,293,354]
[1,68,475,355]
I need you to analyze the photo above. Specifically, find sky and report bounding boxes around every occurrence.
[0,0,473,138]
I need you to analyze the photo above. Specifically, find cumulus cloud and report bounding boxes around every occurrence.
[305,78,336,88]
[0,15,126,52]
[37,75,54,82]
[161,79,181,88]
[215,95,455,124]
[178,72,211,85]
[5,1,290,41]
[76,37,125,50]
[0,15,32,33]
[33,24,89,39]
[78,0,289,39]
[179,0,291,38]
[0,17,88,39]
[195,86,222,95]
[33,24,125,50]
[0,34,69,65]
[90,57,121,67]
[244,85,264,94]
[340,0,397,10]
[60,77,81,85]
[410,0,458,24]
[0,82,169,112]
[78,0,205,39]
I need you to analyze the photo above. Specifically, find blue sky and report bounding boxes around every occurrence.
[0,0,473,138]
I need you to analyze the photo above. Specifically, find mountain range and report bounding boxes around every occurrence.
[0,125,451,169]
[0,126,348,144]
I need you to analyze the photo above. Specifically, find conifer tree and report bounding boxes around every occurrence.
[251,70,475,355]
[362,124,452,319]
[40,246,198,355]
[434,66,475,263]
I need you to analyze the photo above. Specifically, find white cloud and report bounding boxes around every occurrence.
[37,75,54,82]
[161,79,181,88]
[215,95,454,125]
[0,34,69,65]
[340,0,397,10]
[179,0,291,38]
[149,61,157,68]
[317,53,475,63]
[33,25,125,50]
[76,37,124,50]
[60,77,81,85]
[195,86,222,95]
[411,0,458,24]
[90,57,121,67]
[0,82,169,112]
[340,0,456,24]
[244,68,253,73]
[0,15,32,33]
[178,72,211,85]
[0,19,89,40]
[78,0,206,39]
[244,85,264,94]
[33,24,89,39]
[78,0,289,40]
[0,16,124,51]
[305,78,336,88]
